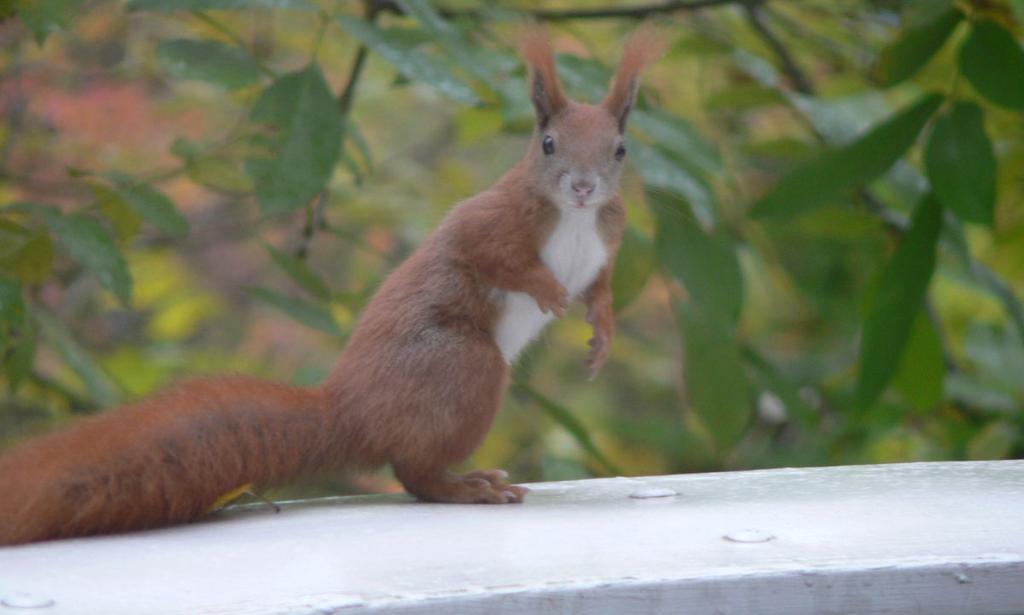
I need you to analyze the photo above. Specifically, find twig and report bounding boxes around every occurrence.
[506,0,741,20]
[338,44,369,116]
[740,2,976,375]
[192,11,276,78]
[373,0,744,21]
[294,3,376,260]
[295,191,328,260]
[741,2,814,96]
[135,120,253,186]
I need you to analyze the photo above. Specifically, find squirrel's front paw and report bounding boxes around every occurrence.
[532,281,569,317]
[406,470,528,504]
[461,469,529,503]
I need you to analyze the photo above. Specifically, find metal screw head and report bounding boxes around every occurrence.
[723,529,775,543]
[1,593,55,609]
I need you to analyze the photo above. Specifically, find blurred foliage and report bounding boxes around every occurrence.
[1,0,1023,497]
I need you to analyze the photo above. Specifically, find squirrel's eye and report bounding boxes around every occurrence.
[614,144,627,161]
[542,135,555,155]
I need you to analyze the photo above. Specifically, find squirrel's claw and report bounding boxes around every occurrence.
[584,333,610,379]
[534,285,569,317]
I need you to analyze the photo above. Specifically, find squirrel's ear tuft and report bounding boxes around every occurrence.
[518,25,568,130]
[603,24,667,133]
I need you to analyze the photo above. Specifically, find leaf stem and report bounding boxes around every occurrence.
[310,11,330,61]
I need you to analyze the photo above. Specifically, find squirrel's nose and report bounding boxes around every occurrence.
[572,181,595,197]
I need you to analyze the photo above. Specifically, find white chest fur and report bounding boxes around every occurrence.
[493,208,608,363]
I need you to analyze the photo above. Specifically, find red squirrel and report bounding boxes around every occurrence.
[0,27,663,545]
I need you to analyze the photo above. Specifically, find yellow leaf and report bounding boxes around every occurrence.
[204,483,253,515]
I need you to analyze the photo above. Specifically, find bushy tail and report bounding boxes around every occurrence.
[0,376,330,545]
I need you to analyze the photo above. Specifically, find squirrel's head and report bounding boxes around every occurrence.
[519,26,664,212]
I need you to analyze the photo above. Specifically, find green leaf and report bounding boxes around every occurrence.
[336,15,481,106]
[891,312,946,411]
[0,277,34,390]
[186,156,254,194]
[395,0,504,87]
[0,277,24,325]
[946,216,1024,342]
[46,212,133,306]
[247,64,343,214]
[16,0,81,45]
[339,151,364,184]
[752,93,943,220]
[611,226,655,313]
[925,101,996,227]
[249,287,340,335]
[856,195,943,409]
[963,324,1024,394]
[0,219,54,285]
[632,108,722,176]
[789,91,891,145]
[345,122,374,173]
[959,20,1024,110]
[156,39,262,90]
[874,7,962,86]
[265,244,331,301]
[966,421,1017,460]
[108,174,189,237]
[0,278,25,335]
[969,261,1024,344]
[677,301,751,449]
[946,373,1018,413]
[703,83,786,112]
[34,308,121,407]
[171,137,254,193]
[126,0,314,11]
[5,317,35,391]
[674,34,732,56]
[90,184,141,241]
[1013,0,1024,23]
[630,140,716,227]
[554,55,611,102]
[514,381,621,475]
[650,190,743,330]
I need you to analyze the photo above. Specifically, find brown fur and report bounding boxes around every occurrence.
[519,25,568,128]
[604,25,667,132]
[0,27,659,545]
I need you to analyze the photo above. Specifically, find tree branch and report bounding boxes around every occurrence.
[295,4,376,260]
[737,2,996,375]
[511,0,742,20]
[337,43,370,117]
[741,2,814,96]
[373,0,743,21]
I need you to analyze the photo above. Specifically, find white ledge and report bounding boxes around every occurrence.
[2,461,1023,614]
